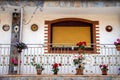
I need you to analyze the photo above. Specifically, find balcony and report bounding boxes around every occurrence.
[0,43,120,79]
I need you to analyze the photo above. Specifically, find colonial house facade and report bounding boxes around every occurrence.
[0,0,120,80]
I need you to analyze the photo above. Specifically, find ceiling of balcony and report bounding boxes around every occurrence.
[0,0,120,15]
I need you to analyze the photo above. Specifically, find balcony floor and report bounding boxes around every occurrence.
[0,74,120,80]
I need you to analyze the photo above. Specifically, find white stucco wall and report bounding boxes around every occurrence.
[0,10,120,45]
[0,12,12,44]
[22,13,120,45]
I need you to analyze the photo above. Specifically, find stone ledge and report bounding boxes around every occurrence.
[0,74,119,77]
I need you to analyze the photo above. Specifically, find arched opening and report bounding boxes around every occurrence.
[45,18,99,54]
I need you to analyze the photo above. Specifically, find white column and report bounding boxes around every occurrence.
[20,7,24,42]
[17,7,24,74]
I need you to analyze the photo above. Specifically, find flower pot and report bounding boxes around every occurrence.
[36,69,42,75]
[102,70,107,75]
[78,48,84,54]
[14,66,18,74]
[53,71,58,75]
[76,68,83,75]
[116,46,120,51]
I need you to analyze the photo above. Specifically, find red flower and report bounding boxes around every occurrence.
[52,63,62,73]
[76,41,86,46]
[10,58,14,63]
[10,57,21,66]
[52,63,61,69]
[83,41,86,46]
[103,65,108,68]
[59,63,61,66]
[114,38,120,45]
[53,63,58,69]
[99,64,108,71]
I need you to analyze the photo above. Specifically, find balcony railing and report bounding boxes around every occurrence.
[0,44,120,75]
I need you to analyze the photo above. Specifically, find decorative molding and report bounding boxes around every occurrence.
[31,24,38,31]
[105,25,113,32]
[2,24,10,31]
[45,18,99,54]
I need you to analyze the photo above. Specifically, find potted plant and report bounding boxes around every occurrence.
[52,63,61,75]
[31,58,44,75]
[73,54,85,75]
[14,41,28,53]
[99,64,108,75]
[76,41,86,53]
[114,38,120,51]
[10,57,21,74]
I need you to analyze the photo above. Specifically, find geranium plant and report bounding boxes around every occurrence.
[31,58,44,75]
[10,57,21,66]
[73,55,85,69]
[114,38,120,46]
[31,58,44,70]
[52,63,61,74]
[13,41,28,52]
[14,41,28,49]
[76,41,86,49]
[114,38,120,51]
[76,41,86,54]
[99,64,108,71]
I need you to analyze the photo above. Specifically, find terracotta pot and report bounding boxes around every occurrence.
[78,48,84,54]
[102,70,107,75]
[116,46,120,51]
[53,70,58,75]
[36,69,42,75]
[76,68,83,75]
[53,71,58,75]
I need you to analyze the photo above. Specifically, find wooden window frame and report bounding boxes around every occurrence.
[45,18,99,54]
